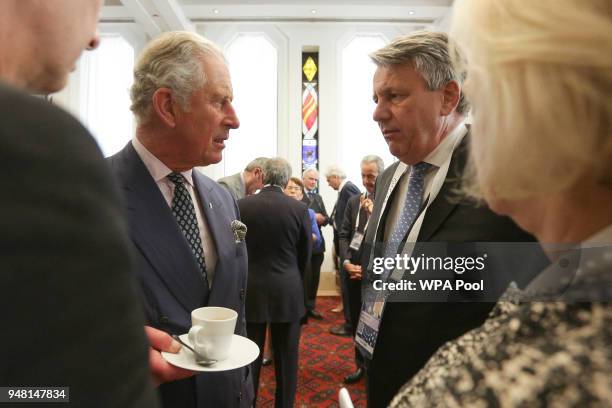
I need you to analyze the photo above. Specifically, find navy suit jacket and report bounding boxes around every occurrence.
[107,142,253,408]
[238,186,312,323]
[333,181,361,232]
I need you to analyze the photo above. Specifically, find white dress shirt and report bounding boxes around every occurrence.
[132,137,217,287]
[383,121,468,244]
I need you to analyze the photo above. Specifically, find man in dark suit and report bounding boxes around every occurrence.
[0,1,160,407]
[326,166,361,336]
[357,32,543,407]
[301,167,329,319]
[108,32,252,408]
[218,157,267,200]
[338,155,384,384]
[239,158,312,408]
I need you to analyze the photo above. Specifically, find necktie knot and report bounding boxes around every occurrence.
[411,162,432,179]
[167,172,184,185]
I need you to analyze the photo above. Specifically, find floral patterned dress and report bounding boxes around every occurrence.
[390,243,612,407]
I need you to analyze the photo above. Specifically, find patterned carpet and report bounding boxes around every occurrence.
[256,296,366,407]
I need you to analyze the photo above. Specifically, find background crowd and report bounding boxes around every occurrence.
[1,0,610,407]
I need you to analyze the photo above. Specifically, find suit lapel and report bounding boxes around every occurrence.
[192,171,236,302]
[417,138,468,241]
[117,143,207,313]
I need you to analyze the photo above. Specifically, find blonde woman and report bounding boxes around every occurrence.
[391,0,612,406]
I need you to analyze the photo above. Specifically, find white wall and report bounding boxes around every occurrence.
[55,20,438,278]
[198,22,420,275]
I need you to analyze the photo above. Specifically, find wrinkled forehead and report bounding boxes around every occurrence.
[304,170,318,179]
[202,55,232,89]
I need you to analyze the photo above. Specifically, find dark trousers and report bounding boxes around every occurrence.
[339,264,352,327]
[334,233,352,327]
[347,276,364,370]
[305,253,324,311]
[247,321,301,408]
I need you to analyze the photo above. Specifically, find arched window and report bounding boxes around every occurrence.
[340,35,396,186]
[79,34,135,157]
[224,34,278,175]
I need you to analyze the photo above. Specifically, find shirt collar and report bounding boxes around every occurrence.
[338,179,348,192]
[422,121,467,168]
[132,136,194,187]
[583,224,612,246]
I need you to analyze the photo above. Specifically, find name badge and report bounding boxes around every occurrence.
[349,232,364,251]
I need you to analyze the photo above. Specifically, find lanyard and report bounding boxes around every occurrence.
[355,193,371,232]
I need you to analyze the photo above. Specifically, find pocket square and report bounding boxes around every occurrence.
[231,220,247,243]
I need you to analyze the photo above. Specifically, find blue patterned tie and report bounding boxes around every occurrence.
[355,162,432,358]
[167,172,209,288]
[383,162,432,268]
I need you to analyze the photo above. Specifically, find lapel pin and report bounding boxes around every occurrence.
[209,202,213,209]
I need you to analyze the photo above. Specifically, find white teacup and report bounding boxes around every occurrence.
[188,306,237,362]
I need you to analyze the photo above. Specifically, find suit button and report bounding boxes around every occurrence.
[240,289,245,300]
[159,315,169,325]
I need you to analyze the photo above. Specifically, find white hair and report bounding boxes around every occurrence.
[130,31,225,124]
[325,165,346,179]
[452,0,612,200]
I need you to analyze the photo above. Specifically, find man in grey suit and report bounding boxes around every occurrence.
[218,157,267,200]
[108,32,252,408]
[357,31,543,407]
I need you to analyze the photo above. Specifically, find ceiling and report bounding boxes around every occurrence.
[102,0,454,36]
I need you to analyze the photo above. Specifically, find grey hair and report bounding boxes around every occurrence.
[302,167,318,178]
[130,31,226,124]
[325,165,346,179]
[263,157,292,187]
[360,155,385,174]
[244,157,268,172]
[370,31,468,114]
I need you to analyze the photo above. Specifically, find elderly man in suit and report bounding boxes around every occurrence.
[218,157,268,200]
[239,158,312,408]
[338,155,384,384]
[0,1,161,406]
[301,167,329,319]
[326,165,361,336]
[356,31,542,407]
[108,32,252,408]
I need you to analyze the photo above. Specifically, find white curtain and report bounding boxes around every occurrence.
[79,34,135,157]
[340,35,396,187]
[223,34,278,176]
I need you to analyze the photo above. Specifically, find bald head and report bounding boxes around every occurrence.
[0,0,102,93]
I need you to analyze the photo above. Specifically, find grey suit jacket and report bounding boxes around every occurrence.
[108,142,253,408]
[0,83,158,407]
[218,172,246,201]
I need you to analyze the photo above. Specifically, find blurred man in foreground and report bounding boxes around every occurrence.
[0,0,161,405]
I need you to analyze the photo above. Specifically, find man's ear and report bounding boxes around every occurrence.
[151,88,178,127]
[440,80,461,116]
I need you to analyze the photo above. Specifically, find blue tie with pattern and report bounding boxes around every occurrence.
[383,161,432,268]
[355,162,432,358]
[167,172,209,288]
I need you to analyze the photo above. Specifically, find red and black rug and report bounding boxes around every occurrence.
[256,296,366,407]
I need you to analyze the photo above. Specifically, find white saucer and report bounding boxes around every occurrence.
[162,334,259,372]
